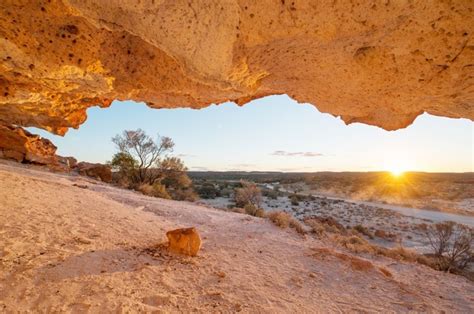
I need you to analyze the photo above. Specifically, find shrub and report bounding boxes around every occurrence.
[138,183,154,196]
[234,181,262,208]
[172,187,198,201]
[232,207,246,214]
[267,211,306,234]
[197,182,219,199]
[289,218,306,235]
[332,234,375,254]
[151,183,171,199]
[304,216,346,234]
[304,218,326,236]
[353,224,374,239]
[244,203,265,217]
[425,222,473,271]
[255,208,266,218]
[137,183,171,199]
[267,211,291,228]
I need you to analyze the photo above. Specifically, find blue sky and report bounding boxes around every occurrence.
[29,95,473,172]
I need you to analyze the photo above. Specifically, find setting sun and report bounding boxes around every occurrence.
[389,168,405,177]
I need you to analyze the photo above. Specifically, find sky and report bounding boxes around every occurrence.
[29,95,473,173]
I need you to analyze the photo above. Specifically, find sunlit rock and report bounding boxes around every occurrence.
[0,0,472,137]
[166,227,202,257]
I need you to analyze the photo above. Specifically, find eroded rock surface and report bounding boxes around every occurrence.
[0,124,57,164]
[0,0,473,135]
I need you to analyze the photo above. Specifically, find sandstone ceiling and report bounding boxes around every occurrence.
[1,0,473,136]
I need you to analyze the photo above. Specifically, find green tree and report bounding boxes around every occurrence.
[112,129,173,184]
[110,129,196,201]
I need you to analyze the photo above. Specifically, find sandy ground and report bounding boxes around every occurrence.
[1,161,473,312]
[200,194,473,253]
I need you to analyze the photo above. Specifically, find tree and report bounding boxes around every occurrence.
[112,129,173,184]
[197,182,219,199]
[234,181,262,208]
[110,129,196,201]
[109,152,138,183]
[159,157,197,201]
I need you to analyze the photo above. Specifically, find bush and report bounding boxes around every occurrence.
[197,182,219,199]
[234,181,262,208]
[255,208,266,218]
[304,219,326,237]
[138,183,171,199]
[267,211,291,228]
[172,188,198,202]
[304,216,346,234]
[426,222,473,271]
[353,224,374,239]
[138,183,154,196]
[232,207,246,214]
[244,203,258,216]
[267,211,305,234]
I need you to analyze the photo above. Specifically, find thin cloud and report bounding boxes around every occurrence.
[271,150,324,157]
[231,163,256,168]
[176,153,196,158]
[189,166,210,171]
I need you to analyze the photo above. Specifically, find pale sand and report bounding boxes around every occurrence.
[0,161,473,312]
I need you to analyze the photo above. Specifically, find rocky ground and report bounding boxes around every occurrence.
[201,193,474,254]
[1,161,473,312]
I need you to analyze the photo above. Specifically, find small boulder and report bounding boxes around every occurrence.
[166,227,201,257]
[76,162,112,183]
[58,156,78,169]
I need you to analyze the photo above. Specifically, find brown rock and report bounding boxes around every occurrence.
[0,1,472,135]
[76,162,112,183]
[58,156,78,169]
[0,124,57,165]
[166,227,202,257]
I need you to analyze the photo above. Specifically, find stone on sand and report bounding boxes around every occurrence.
[166,227,202,257]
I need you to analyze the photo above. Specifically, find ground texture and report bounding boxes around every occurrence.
[0,162,473,312]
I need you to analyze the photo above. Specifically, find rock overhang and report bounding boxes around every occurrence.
[0,0,473,136]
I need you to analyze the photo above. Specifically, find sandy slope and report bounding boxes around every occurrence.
[0,161,473,313]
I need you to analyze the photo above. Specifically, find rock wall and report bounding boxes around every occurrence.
[0,0,473,135]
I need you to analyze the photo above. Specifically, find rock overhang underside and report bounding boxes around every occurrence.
[0,0,473,139]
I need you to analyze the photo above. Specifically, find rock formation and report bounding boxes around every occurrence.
[76,162,112,183]
[0,124,58,165]
[0,0,472,141]
[166,227,202,257]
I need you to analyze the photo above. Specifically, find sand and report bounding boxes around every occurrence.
[0,161,473,312]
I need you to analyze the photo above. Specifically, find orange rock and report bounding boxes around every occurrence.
[0,124,57,165]
[166,227,202,257]
[0,1,472,134]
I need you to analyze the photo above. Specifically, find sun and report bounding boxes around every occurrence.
[389,168,405,177]
[382,157,414,178]
[385,163,409,178]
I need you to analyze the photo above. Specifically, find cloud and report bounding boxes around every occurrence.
[271,150,324,157]
[189,166,210,171]
[230,163,256,168]
[176,153,196,158]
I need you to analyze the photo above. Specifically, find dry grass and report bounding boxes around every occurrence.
[311,247,392,277]
[138,183,154,196]
[331,233,440,272]
[303,216,347,236]
[331,234,376,254]
[267,211,306,235]
[353,224,374,239]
